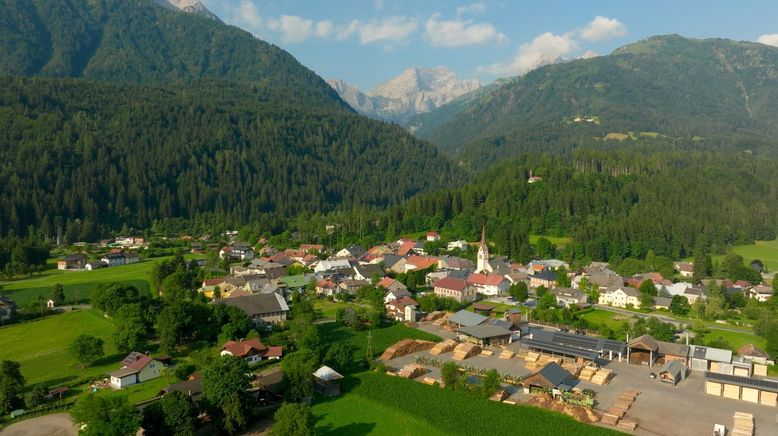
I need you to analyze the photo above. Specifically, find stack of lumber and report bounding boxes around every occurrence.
[480,349,494,357]
[548,356,563,365]
[422,377,439,386]
[489,389,509,402]
[600,413,620,426]
[562,362,582,377]
[617,418,637,431]
[380,339,435,361]
[431,313,450,326]
[732,412,754,436]
[524,352,540,363]
[452,342,481,360]
[590,368,614,385]
[430,339,457,355]
[397,364,428,379]
[578,366,597,381]
[498,349,515,359]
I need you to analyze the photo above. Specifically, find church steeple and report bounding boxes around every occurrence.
[476,222,492,274]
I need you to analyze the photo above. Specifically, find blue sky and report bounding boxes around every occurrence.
[201,0,778,90]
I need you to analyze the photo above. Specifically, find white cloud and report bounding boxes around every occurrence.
[456,2,486,16]
[757,34,778,47]
[338,16,419,48]
[480,32,578,76]
[580,16,626,42]
[424,14,507,47]
[266,15,314,43]
[374,0,384,11]
[316,20,334,38]
[237,0,262,29]
[580,50,598,59]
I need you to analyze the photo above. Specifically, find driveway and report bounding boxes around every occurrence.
[1,413,77,436]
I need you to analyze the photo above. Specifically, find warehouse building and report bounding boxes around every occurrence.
[704,372,778,407]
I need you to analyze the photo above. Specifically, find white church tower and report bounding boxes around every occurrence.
[476,223,492,274]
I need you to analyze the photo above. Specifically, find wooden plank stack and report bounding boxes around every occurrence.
[397,364,428,379]
[480,349,494,357]
[732,412,754,436]
[380,339,435,361]
[578,366,597,381]
[602,390,640,429]
[498,349,515,359]
[452,342,481,361]
[590,368,614,385]
[430,339,457,355]
[617,418,637,431]
[562,362,582,377]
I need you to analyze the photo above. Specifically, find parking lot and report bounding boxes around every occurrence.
[394,322,778,435]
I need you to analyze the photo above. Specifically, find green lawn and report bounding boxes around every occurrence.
[0,310,122,387]
[318,322,441,362]
[92,374,173,405]
[314,300,367,320]
[700,328,767,351]
[699,239,778,272]
[313,389,447,436]
[578,308,632,331]
[530,234,572,248]
[464,300,519,317]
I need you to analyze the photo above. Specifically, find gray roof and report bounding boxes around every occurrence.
[657,341,689,357]
[109,367,140,378]
[354,264,384,278]
[688,345,732,363]
[447,310,487,327]
[213,293,289,316]
[313,366,343,381]
[660,360,686,378]
[535,362,572,386]
[381,254,403,268]
[162,380,203,402]
[521,339,599,360]
[533,271,558,281]
[705,372,778,393]
[457,323,513,339]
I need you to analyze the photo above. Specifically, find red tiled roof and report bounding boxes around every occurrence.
[221,338,267,358]
[531,264,545,272]
[434,277,467,291]
[377,277,397,288]
[397,241,417,256]
[300,244,323,252]
[426,231,439,236]
[123,352,153,370]
[406,255,438,270]
[467,273,505,287]
[265,346,283,358]
[203,277,225,287]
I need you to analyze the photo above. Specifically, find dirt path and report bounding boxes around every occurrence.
[1,413,77,436]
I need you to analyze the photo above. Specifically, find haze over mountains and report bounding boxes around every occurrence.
[327,67,480,123]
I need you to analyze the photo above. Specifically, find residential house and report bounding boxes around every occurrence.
[748,284,773,302]
[550,287,589,307]
[213,294,290,326]
[220,338,282,363]
[57,253,88,270]
[426,231,440,242]
[598,286,641,308]
[316,280,339,297]
[675,262,694,278]
[447,240,469,251]
[385,297,419,322]
[384,255,408,274]
[684,286,708,304]
[352,264,385,281]
[437,256,474,271]
[404,255,438,272]
[396,240,417,257]
[378,277,410,302]
[299,244,324,254]
[101,253,126,267]
[434,277,477,303]
[220,245,255,261]
[737,344,774,366]
[338,279,370,296]
[653,297,672,310]
[467,273,509,296]
[573,271,623,291]
[280,275,314,294]
[530,259,570,271]
[124,251,140,264]
[84,261,104,271]
[115,237,135,246]
[335,245,366,260]
[529,271,557,289]
[426,269,468,286]
[314,258,352,273]
[109,352,164,389]
[0,296,16,322]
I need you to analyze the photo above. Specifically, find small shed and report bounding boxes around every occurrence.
[313,366,344,397]
[659,360,686,386]
[627,335,659,366]
[456,324,513,346]
[472,302,496,316]
[522,362,572,394]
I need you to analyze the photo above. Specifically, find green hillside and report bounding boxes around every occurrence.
[420,35,778,170]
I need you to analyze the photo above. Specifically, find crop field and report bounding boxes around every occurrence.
[312,372,622,436]
[318,322,441,362]
[0,310,121,386]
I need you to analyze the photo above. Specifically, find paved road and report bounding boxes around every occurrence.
[592,304,753,334]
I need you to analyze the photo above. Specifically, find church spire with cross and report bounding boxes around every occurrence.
[476,222,492,274]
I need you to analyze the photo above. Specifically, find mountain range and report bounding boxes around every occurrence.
[327,67,480,123]
[415,35,778,170]
[154,0,221,21]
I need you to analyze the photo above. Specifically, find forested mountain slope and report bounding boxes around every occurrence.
[421,35,778,170]
[0,0,462,239]
[0,0,346,109]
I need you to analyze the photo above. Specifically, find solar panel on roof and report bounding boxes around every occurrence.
[705,372,778,392]
[692,346,707,359]
[521,339,598,360]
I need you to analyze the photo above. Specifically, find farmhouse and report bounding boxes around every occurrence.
[213,293,289,326]
[434,277,476,303]
[57,253,88,270]
[598,286,641,308]
[109,352,165,389]
[220,338,282,363]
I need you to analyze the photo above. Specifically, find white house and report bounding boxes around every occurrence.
[466,273,509,297]
[314,258,351,273]
[748,285,773,302]
[101,253,126,267]
[109,352,164,389]
[426,231,440,242]
[598,286,641,308]
[447,240,469,251]
[220,338,282,363]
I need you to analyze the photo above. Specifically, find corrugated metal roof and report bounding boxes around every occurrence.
[447,310,487,327]
[457,324,513,339]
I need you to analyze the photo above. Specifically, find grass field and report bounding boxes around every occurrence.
[464,300,519,317]
[530,234,572,248]
[312,372,621,436]
[314,300,368,320]
[721,239,778,273]
[0,310,121,387]
[319,322,441,363]
[578,308,631,331]
[699,328,766,351]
